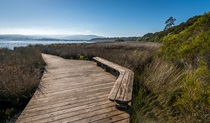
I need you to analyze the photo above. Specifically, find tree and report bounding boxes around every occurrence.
[164,16,176,30]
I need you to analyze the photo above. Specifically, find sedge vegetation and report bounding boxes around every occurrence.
[35,42,160,71]
[0,47,45,122]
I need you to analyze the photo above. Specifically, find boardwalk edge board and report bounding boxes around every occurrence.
[93,57,134,105]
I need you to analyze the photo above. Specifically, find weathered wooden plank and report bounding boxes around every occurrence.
[33,82,114,98]
[24,89,112,112]
[31,85,112,102]
[21,95,109,117]
[92,113,129,123]
[35,103,117,123]
[18,100,114,122]
[113,118,130,123]
[93,57,125,72]
[124,71,134,102]
[51,108,126,123]
[115,71,130,102]
[36,80,114,95]
[108,73,124,101]
[26,90,111,109]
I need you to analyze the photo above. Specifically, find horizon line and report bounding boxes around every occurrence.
[0,33,142,38]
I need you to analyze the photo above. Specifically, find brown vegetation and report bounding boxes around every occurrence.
[0,47,45,122]
[35,42,160,71]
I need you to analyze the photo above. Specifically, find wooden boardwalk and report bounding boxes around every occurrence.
[16,54,129,123]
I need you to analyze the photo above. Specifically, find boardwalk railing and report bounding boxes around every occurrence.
[93,57,134,105]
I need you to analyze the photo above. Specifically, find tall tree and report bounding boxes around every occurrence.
[164,16,176,30]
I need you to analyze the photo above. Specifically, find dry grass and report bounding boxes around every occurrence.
[130,58,185,122]
[0,47,45,122]
[35,42,160,71]
[141,58,184,105]
[131,57,210,123]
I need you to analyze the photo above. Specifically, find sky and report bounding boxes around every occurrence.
[0,0,210,37]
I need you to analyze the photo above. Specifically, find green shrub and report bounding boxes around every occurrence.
[155,12,210,122]
[173,71,210,122]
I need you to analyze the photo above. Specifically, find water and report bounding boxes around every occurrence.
[0,40,92,50]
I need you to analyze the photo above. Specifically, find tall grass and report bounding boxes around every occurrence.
[131,58,210,122]
[0,47,45,122]
[131,58,184,122]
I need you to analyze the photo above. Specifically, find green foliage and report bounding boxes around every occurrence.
[131,88,158,123]
[78,54,87,60]
[161,12,210,66]
[164,16,176,30]
[137,33,154,41]
[157,12,210,122]
[133,50,137,56]
[173,71,210,122]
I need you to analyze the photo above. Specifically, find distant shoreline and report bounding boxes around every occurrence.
[0,40,95,50]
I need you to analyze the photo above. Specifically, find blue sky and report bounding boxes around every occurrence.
[0,0,210,37]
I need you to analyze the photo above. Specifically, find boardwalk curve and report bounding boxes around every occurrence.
[16,54,129,123]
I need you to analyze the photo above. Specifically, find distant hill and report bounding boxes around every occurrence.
[0,34,139,42]
[61,35,104,40]
[91,37,139,41]
[0,34,104,41]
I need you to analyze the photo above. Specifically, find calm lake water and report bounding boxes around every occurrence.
[0,40,92,50]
